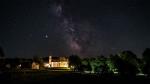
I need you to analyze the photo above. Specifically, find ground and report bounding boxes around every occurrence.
[0,70,150,84]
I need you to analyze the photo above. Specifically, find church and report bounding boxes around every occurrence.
[32,56,69,69]
[47,56,69,68]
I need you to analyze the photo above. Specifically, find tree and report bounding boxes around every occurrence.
[69,55,81,71]
[111,51,139,77]
[119,51,137,62]
[106,55,116,74]
[0,46,4,57]
[110,55,122,74]
[81,58,92,72]
[117,51,139,76]
[136,58,145,74]
[142,48,150,75]
[85,56,109,74]
[143,48,150,62]
[0,46,5,71]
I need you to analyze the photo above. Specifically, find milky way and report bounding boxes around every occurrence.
[48,0,150,57]
[49,0,98,57]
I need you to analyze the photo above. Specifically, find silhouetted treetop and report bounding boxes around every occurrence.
[143,48,150,62]
[0,46,4,57]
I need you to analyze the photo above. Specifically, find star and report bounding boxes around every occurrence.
[44,34,48,39]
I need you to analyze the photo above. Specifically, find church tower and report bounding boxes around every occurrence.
[49,56,52,65]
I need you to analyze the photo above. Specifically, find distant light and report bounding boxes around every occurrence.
[45,34,48,38]
[70,65,75,68]
[18,64,21,67]
[43,34,48,39]
[136,73,147,76]
[114,72,118,74]
[84,71,91,73]
[17,64,21,69]
[44,63,50,68]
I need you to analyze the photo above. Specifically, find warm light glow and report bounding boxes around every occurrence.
[51,62,68,67]
[48,56,69,68]
[32,62,39,69]
[44,63,50,68]
[59,62,68,67]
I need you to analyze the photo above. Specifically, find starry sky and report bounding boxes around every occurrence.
[0,0,150,58]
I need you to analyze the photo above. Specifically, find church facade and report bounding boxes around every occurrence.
[32,56,69,69]
[48,56,69,68]
[41,56,69,69]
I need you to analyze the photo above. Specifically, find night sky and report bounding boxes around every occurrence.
[0,0,150,58]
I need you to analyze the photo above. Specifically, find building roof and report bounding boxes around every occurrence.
[42,56,68,62]
[52,57,68,62]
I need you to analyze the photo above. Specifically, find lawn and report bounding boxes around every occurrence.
[0,70,150,84]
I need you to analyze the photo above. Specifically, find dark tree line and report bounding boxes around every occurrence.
[0,46,4,57]
[142,48,150,76]
[1,45,150,77]
[68,48,150,77]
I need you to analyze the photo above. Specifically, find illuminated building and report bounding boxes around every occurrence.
[43,56,69,68]
[32,62,39,69]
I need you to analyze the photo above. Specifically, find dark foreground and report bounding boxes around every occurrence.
[0,70,150,84]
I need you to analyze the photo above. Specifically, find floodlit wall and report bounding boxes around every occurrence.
[51,62,68,67]
[32,62,39,69]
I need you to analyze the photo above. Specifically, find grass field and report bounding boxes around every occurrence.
[0,70,150,84]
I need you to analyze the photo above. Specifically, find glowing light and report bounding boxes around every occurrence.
[44,63,50,68]
[113,71,119,74]
[45,34,48,38]
[32,62,39,69]
[70,65,75,68]
[136,73,147,76]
